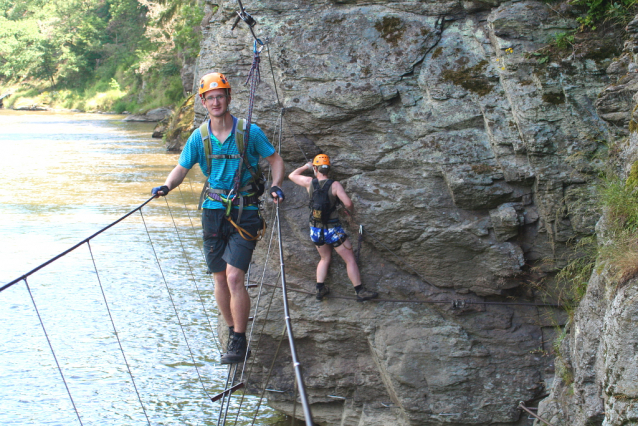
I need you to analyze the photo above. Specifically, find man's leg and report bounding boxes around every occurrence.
[225,264,250,333]
[213,271,233,328]
[220,211,259,364]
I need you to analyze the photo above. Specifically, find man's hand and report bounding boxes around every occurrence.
[152,185,170,197]
[270,185,285,204]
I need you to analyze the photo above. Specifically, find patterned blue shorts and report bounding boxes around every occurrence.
[310,225,348,247]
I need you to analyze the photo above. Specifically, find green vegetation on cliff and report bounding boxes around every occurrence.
[0,0,204,112]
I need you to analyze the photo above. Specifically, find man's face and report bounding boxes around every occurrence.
[201,88,230,118]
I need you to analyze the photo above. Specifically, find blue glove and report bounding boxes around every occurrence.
[152,185,170,197]
[270,185,285,202]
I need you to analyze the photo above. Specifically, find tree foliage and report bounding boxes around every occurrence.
[0,0,204,108]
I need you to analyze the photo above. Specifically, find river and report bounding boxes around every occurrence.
[0,110,286,425]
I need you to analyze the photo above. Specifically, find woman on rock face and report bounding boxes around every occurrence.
[289,154,378,302]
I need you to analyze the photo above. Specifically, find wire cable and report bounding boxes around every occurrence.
[139,209,215,403]
[87,241,151,425]
[274,205,314,425]
[24,277,84,425]
[164,196,222,354]
[1,196,156,293]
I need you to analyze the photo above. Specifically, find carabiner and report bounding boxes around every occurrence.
[254,39,264,54]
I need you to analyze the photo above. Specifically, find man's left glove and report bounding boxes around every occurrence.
[152,185,170,197]
[270,185,285,202]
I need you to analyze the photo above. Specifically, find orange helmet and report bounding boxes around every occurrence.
[313,154,330,167]
[198,72,231,96]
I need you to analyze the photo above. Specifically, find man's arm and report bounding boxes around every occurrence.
[153,164,190,196]
[288,162,313,189]
[266,152,285,203]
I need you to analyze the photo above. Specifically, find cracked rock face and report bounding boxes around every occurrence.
[190,1,628,424]
[535,16,638,426]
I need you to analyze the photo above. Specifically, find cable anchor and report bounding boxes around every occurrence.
[451,299,469,310]
[232,9,256,29]
[231,1,256,31]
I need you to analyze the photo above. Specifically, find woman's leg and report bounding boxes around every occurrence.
[316,243,332,283]
[334,238,361,287]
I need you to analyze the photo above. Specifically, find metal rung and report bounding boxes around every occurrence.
[210,382,244,402]
[246,284,258,288]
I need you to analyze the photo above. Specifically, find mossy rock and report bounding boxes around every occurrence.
[441,60,493,96]
[164,94,195,152]
[626,161,638,190]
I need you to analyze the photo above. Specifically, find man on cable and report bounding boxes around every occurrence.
[152,72,285,364]
[289,154,378,302]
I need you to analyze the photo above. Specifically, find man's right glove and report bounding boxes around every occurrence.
[152,185,170,197]
[270,185,285,202]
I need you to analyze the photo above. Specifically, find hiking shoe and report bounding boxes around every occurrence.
[316,285,330,301]
[221,334,248,364]
[356,287,379,302]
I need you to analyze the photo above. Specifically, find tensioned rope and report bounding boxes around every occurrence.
[2,195,235,423]
[86,240,151,425]
[251,281,563,308]
[274,204,313,425]
[138,208,217,404]
[518,402,554,425]
[1,196,155,293]
[2,196,209,424]
[23,277,84,426]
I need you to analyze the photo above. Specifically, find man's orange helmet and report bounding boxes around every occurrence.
[198,72,231,96]
[313,154,330,167]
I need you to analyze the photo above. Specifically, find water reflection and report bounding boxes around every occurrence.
[0,110,287,425]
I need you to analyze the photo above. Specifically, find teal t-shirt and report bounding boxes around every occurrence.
[179,116,276,210]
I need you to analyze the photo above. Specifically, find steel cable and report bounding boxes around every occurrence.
[274,205,314,425]
[164,196,223,354]
[24,277,84,425]
[249,325,288,426]
[87,241,151,425]
[1,196,156,293]
[139,209,215,403]
[178,184,224,354]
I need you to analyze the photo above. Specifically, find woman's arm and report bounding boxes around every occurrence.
[288,162,314,189]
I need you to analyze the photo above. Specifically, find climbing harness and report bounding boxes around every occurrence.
[197,118,266,212]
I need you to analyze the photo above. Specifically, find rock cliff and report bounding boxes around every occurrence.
[534,16,638,426]
[187,1,638,424]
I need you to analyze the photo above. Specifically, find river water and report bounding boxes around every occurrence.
[0,110,284,425]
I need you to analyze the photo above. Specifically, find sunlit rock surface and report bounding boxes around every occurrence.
[187,1,638,424]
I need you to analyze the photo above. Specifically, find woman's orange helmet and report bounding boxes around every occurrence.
[198,72,231,96]
[313,154,330,167]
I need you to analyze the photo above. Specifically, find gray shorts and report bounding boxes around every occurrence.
[202,209,262,273]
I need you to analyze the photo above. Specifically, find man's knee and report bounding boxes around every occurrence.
[226,267,245,291]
